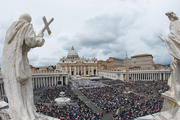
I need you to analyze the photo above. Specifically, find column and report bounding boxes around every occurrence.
[45,77,47,87]
[150,73,153,81]
[53,76,55,86]
[54,76,57,86]
[33,78,35,89]
[69,66,72,75]
[77,66,79,75]
[39,78,41,88]
[40,78,42,88]
[43,77,45,87]
[61,76,63,86]
[156,73,158,80]
[35,78,37,89]
[66,76,68,85]
[91,66,93,75]
[47,76,49,87]
[44,77,46,87]
[47,77,49,87]
[51,77,53,86]
[74,66,76,75]
[84,66,86,76]
[160,73,162,80]
[50,77,51,87]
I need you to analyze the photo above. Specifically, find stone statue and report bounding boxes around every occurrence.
[1,14,53,120]
[160,11,180,105]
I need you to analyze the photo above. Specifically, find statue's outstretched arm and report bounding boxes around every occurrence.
[25,24,45,48]
[159,34,167,42]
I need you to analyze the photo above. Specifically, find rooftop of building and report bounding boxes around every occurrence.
[131,54,153,58]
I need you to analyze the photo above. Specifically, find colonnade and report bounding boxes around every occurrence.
[99,70,171,81]
[127,71,171,81]
[32,74,68,89]
[0,72,68,99]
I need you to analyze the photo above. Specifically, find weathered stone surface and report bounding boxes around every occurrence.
[161,93,178,112]
[160,11,180,105]
[1,14,54,120]
[0,109,11,120]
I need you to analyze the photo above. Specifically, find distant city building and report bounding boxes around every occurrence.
[98,57,129,70]
[131,54,154,70]
[56,46,98,76]
[98,54,159,71]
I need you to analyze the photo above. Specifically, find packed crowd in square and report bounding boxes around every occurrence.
[34,79,169,120]
[81,80,169,120]
[34,86,102,120]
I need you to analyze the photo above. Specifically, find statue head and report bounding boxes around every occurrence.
[19,13,32,23]
[166,11,179,21]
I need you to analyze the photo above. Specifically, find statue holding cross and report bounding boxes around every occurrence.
[42,16,54,35]
[1,14,54,120]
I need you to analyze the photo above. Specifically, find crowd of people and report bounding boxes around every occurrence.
[34,79,169,120]
[81,80,169,119]
[34,86,102,120]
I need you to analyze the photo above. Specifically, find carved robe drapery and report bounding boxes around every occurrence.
[2,18,44,120]
[163,20,180,105]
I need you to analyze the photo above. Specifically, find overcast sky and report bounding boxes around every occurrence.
[0,0,180,66]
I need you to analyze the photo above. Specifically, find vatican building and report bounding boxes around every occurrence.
[56,46,98,76]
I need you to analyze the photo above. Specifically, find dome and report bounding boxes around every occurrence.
[67,46,79,59]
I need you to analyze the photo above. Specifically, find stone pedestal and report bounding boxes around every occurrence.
[161,92,178,112]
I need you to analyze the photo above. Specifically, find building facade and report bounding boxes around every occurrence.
[56,47,98,76]
[98,54,156,71]
[97,57,128,70]
[131,54,154,70]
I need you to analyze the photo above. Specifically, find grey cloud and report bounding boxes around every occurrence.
[1,0,180,66]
